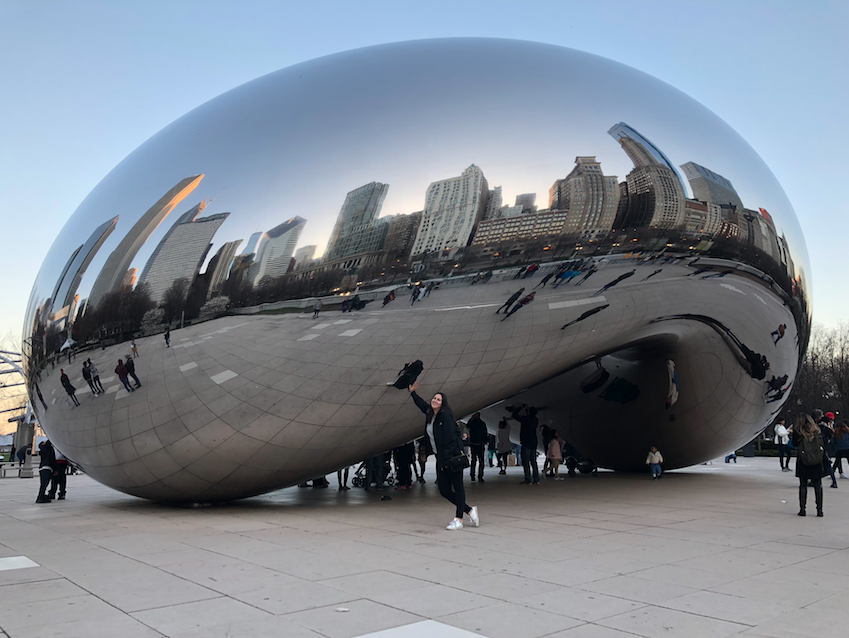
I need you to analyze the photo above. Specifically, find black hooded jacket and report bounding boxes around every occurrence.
[410,391,464,468]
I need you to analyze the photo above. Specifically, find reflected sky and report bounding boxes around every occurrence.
[27,38,810,334]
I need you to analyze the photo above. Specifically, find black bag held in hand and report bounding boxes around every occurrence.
[448,453,470,472]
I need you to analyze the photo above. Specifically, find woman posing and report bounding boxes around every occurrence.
[793,414,828,517]
[409,381,479,530]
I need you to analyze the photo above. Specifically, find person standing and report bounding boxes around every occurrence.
[793,414,827,516]
[87,359,104,393]
[408,380,479,530]
[500,292,535,321]
[35,440,57,503]
[593,269,636,296]
[487,433,497,467]
[125,355,142,388]
[547,430,563,480]
[646,445,663,479]
[131,339,139,357]
[771,324,787,345]
[774,418,792,472]
[495,288,525,314]
[81,361,98,396]
[59,369,80,407]
[831,421,849,480]
[115,359,135,393]
[816,411,838,489]
[510,405,540,484]
[164,327,171,348]
[48,448,70,500]
[312,299,323,319]
[393,441,415,490]
[336,466,350,491]
[467,412,488,482]
[534,272,555,289]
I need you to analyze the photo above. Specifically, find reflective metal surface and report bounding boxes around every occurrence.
[22,39,811,502]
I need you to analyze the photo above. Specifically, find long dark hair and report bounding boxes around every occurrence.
[426,392,454,422]
[835,421,849,440]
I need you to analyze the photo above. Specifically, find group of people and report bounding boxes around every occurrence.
[34,439,71,503]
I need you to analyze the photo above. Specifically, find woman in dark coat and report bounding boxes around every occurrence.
[408,380,479,530]
[793,414,828,517]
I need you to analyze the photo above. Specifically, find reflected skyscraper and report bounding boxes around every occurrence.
[483,186,503,220]
[550,157,619,239]
[324,182,389,262]
[514,193,537,214]
[609,124,685,229]
[680,162,744,211]
[246,216,307,286]
[87,175,204,307]
[51,216,118,313]
[205,240,243,299]
[411,164,488,255]
[293,245,317,270]
[138,210,230,304]
[242,232,263,257]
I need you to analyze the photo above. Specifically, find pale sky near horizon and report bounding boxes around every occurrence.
[1,0,847,346]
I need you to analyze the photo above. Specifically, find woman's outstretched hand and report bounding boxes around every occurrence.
[409,381,419,393]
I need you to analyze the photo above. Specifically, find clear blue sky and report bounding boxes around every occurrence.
[1,0,846,344]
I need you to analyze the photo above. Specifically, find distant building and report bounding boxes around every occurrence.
[514,193,537,214]
[683,200,723,236]
[383,211,423,261]
[680,162,744,211]
[483,187,502,220]
[246,216,307,286]
[206,240,243,299]
[550,157,619,239]
[608,125,685,229]
[88,174,204,308]
[121,268,138,289]
[325,182,389,262]
[471,209,569,247]
[411,164,488,255]
[242,232,264,257]
[293,245,317,270]
[138,211,230,304]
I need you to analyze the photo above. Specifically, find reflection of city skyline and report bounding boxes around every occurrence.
[41,119,800,333]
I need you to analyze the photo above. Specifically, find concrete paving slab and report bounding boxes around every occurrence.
[1,456,848,638]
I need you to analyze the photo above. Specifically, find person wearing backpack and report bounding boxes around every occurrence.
[792,414,828,517]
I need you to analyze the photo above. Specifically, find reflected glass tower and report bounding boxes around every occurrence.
[87,175,204,307]
[551,157,620,238]
[324,182,389,262]
[680,161,745,211]
[205,240,243,299]
[138,211,230,304]
[246,216,307,286]
[51,216,119,313]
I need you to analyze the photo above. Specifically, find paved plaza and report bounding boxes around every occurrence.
[1,456,847,638]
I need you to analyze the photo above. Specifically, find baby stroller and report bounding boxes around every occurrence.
[563,455,598,476]
[351,456,396,488]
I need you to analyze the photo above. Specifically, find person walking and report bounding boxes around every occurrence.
[831,420,849,480]
[774,418,792,471]
[115,359,135,393]
[547,429,563,480]
[408,380,479,530]
[59,369,80,407]
[495,288,525,315]
[771,324,786,345]
[501,292,535,321]
[574,265,597,286]
[312,299,323,319]
[793,414,827,516]
[467,412,487,482]
[593,269,636,296]
[35,440,57,503]
[534,272,555,289]
[81,361,98,396]
[125,355,142,388]
[87,359,104,393]
[646,445,663,479]
[164,327,171,348]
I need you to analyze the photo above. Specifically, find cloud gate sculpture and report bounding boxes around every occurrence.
[23,39,811,502]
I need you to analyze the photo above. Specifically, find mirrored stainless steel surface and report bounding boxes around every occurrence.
[22,39,811,502]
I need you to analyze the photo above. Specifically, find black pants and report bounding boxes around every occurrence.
[469,444,485,479]
[495,301,514,314]
[436,464,471,519]
[799,476,823,513]
[49,465,67,497]
[833,450,849,474]
[497,452,509,469]
[37,469,53,500]
[85,378,98,393]
[778,443,790,468]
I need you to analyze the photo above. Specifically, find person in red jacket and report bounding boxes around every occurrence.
[115,359,135,393]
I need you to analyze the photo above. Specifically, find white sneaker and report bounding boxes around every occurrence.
[446,518,463,531]
[469,506,480,527]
